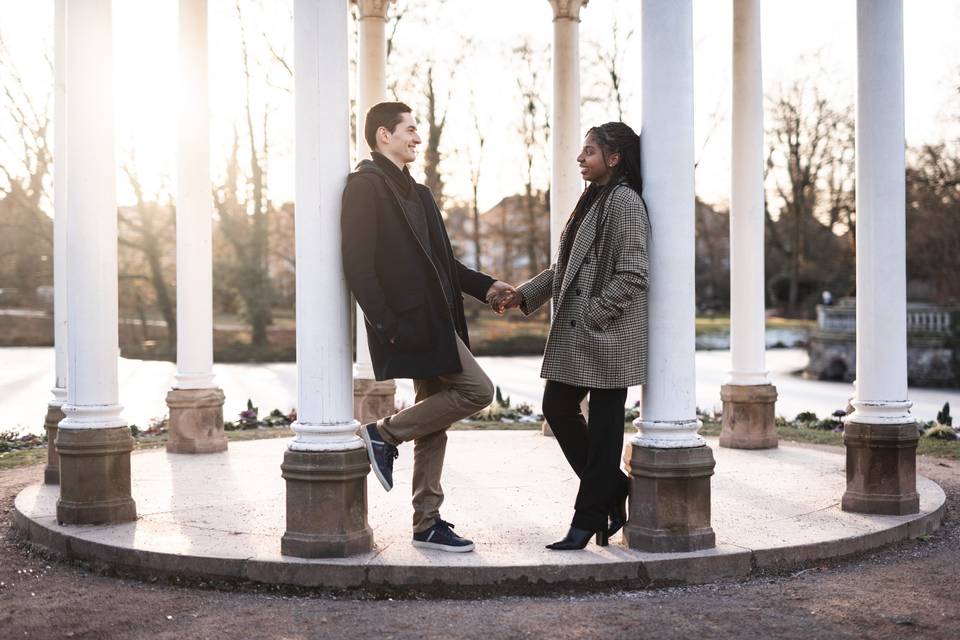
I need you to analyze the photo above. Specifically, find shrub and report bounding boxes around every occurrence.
[810,418,839,431]
[795,411,818,423]
[936,402,952,427]
[924,425,958,441]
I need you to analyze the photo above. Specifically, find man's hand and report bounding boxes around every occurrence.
[486,281,522,314]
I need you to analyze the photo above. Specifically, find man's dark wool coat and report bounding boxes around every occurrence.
[341,154,495,381]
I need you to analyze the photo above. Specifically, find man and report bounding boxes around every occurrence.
[341,101,515,553]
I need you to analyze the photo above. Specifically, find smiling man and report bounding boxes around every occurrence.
[340,102,515,553]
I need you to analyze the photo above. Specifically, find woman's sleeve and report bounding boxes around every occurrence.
[516,267,556,315]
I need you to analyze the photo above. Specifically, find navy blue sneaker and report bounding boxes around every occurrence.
[361,422,398,491]
[412,518,475,553]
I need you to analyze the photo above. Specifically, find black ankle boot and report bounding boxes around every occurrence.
[546,526,609,550]
[608,488,628,537]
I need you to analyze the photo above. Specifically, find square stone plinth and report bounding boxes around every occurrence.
[720,383,779,450]
[623,444,716,553]
[281,447,373,558]
[353,378,396,425]
[166,388,227,454]
[56,426,137,525]
[842,421,919,515]
[43,403,64,485]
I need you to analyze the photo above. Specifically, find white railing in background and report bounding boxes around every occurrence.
[817,300,953,335]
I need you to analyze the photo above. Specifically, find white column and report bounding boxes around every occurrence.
[850,0,911,425]
[51,0,67,407]
[354,0,392,161]
[727,0,768,386]
[175,0,216,390]
[352,0,392,380]
[60,0,125,430]
[548,0,587,262]
[292,0,361,451]
[633,0,701,448]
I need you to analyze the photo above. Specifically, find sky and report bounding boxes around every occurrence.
[1,0,958,213]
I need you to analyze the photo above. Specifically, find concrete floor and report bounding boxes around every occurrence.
[5,347,960,436]
[14,432,944,588]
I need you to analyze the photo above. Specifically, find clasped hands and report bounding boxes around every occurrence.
[485,281,523,315]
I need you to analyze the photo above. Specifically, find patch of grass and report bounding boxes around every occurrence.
[0,448,46,470]
[918,437,960,460]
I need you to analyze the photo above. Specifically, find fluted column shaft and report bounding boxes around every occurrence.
[61,0,124,431]
[44,0,68,486]
[292,0,361,451]
[52,0,67,407]
[728,0,768,387]
[175,0,216,390]
[548,0,587,262]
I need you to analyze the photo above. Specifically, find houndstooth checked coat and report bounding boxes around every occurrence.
[517,181,649,389]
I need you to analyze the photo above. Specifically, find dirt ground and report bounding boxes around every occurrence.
[1,450,958,640]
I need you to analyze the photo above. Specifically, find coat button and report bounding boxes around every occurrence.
[584,257,591,265]
[570,320,576,328]
[576,288,582,295]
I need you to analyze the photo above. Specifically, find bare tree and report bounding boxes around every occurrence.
[0,34,53,305]
[584,14,634,120]
[203,2,277,348]
[906,141,960,302]
[117,166,177,351]
[420,62,457,207]
[514,41,551,276]
[467,95,486,271]
[764,79,854,316]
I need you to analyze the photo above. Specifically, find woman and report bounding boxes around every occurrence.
[495,122,650,550]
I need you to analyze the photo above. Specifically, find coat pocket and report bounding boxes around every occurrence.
[391,291,430,351]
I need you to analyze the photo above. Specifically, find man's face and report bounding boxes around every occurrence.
[378,112,421,164]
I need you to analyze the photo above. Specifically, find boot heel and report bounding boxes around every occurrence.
[596,528,609,547]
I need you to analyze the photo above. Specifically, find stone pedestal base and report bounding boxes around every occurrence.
[719,383,778,449]
[842,421,919,515]
[623,444,716,552]
[56,427,137,525]
[281,447,373,558]
[353,378,396,425]
[166,388,227,454]
[43,403,64,485]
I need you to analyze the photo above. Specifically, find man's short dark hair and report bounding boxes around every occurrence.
[364,102,412,151]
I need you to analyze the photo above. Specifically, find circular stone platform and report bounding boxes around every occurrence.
[14,432,945,590]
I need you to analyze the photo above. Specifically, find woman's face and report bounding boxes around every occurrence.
[576,133,618,185]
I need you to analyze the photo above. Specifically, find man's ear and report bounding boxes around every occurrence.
[377,125,390,146]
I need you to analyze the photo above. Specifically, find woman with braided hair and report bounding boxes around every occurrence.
[493,122,650,550]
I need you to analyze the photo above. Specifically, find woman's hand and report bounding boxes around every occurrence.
[486,282,523,314]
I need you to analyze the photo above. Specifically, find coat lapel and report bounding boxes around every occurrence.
[558,195,601,303]
[359,164,432,262]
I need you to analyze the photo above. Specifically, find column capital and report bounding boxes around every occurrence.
[549,0,588,21]
[353,0,395,20]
